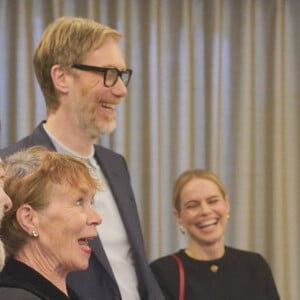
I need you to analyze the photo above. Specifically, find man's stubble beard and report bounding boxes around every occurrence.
[72,100,117,139]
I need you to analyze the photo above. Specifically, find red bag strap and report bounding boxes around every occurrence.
[171,254,185,300]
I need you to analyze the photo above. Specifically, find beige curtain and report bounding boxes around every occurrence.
[1,0,299,299]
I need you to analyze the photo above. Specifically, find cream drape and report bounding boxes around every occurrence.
[0,1,299,299]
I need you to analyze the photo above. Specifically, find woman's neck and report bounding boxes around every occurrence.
[185,242,225,261]
[15,249,68,295]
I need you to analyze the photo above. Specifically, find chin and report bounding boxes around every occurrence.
[76,261,89,271]
[98,125,116,136]
[87,121,117,138]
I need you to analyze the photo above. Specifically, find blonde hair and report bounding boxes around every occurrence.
[1,146,100,257]
[172,169,227,211]
[33,16,121,113]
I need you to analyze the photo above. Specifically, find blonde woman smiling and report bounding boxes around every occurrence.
[150,169,280,300]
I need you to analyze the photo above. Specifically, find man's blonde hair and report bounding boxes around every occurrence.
[33,16,121,113]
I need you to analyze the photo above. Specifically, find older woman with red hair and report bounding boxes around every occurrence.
[0,147,101,300]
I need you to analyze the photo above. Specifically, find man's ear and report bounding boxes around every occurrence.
[51,64,70,94]
[16,204,38,236]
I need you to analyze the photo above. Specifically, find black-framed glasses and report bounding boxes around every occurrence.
[72,64,132,87]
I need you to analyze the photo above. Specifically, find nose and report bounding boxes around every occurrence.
[111,77,128,98]
[87,206,102,226]
[0,188,12,212]
[199,202,211,215]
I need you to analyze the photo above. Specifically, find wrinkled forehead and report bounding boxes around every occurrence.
[51,179,95,197]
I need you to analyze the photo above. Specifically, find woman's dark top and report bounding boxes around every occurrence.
[0,258,80,300]
[150,247,280,300]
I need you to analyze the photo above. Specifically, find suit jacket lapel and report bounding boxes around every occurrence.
[94,149,142,240]
[93,149,146,267]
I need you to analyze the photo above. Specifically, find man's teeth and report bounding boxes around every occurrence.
[101,102,114,109]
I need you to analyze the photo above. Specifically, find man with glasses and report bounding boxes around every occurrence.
[0,17,164,300]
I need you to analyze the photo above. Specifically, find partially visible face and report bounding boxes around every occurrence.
[69,37,128,138]
[0,161,12,219]
[35,183,101,272]
[175,177,229,248]
[0,160,12,270]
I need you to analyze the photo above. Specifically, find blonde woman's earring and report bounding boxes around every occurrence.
[179,225,186,234]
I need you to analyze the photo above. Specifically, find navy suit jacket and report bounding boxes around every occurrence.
[0,122,164,300]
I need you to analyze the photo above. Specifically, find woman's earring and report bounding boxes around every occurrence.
[179,225,186,234]
[32,230,39,238]
[227,214,230,220]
